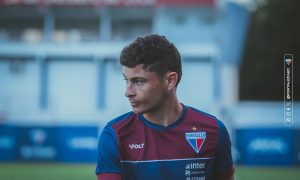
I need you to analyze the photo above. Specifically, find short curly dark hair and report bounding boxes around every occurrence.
[120,34,182,86]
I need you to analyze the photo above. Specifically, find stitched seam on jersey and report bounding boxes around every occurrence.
[120,157,215,163]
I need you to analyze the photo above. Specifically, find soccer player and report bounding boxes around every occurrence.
[96,34,235,180]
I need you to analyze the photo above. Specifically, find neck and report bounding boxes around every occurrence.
[143,95,183,127]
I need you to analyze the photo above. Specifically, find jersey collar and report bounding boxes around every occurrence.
[139,104,188,130]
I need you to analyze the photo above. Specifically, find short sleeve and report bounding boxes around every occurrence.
[215,120,235,179]
[95,124,122,175]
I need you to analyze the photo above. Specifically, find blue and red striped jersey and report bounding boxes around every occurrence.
[96,105,234,180]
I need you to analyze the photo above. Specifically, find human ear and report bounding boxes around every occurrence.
[166,72,178,90]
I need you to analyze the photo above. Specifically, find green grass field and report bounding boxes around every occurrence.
[0,163,299,180]
[236,166,300,180]
[0,163,95,180]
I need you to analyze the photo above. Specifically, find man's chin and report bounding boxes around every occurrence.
[131,107,145,115]
[132,109,143,115]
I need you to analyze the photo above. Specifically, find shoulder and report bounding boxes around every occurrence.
[185,106,228,131]
[99,111,135,144]
[102,111,136,134]
[187,106,218,120]
[107,111,134,126]
[185,106,220,126]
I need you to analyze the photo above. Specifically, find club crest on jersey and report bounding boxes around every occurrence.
[286,58,292,65]
[185,132,206,154]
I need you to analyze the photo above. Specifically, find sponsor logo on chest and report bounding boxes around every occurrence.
[129,143,144,150]
[185,162,207,179]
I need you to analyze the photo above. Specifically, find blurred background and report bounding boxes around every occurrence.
[0,0,299,179]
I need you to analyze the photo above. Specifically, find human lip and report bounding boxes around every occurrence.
[130,101,140,107]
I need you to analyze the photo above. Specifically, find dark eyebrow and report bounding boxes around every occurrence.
[122,75,146,81]
[132,77,146,81]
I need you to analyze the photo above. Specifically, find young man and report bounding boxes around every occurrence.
[96,34,235,180]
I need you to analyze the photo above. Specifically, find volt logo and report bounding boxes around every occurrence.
[185,132,206,154]
[129,143,144,150]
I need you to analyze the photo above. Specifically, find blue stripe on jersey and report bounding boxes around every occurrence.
[121,157,215,180]
[216,119,233,174]
[96,112,132,174]
[120,157,214,163]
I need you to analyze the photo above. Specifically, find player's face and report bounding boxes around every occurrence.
[123,64,169,114]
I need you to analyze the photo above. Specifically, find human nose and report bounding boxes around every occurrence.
[125,82,135,97]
